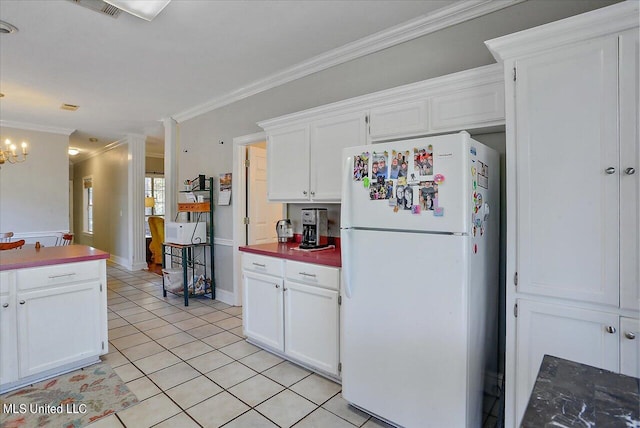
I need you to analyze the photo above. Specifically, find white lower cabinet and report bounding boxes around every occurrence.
[17,281,103,378]
[284,281,339,375]
[515,299,635,421]
[0,272,18,386]
[242,271,284,351]
[0,260,108,393]
[621,317,640,378]
[242,253,341,378]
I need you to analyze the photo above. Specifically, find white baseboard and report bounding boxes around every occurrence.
[110,255,130,270]
[131,261,148,271]
[214,288,235,306]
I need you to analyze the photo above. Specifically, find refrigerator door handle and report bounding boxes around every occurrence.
[341,155,353,229]
[342,228,353,298]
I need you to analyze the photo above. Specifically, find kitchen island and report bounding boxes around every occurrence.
[0,245,110,393]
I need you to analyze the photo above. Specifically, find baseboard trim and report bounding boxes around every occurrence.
[214,288,235,305]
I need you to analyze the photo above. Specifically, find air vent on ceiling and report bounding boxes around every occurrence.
[61,104,80,111]
[70,0,121,18]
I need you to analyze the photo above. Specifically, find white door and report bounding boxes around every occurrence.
[368,100,428,140]
[284,281,339,376]
[619,29,640,311]
[0,276,18,386]
[515,299,619,425]
[515,37,619,305]
[620,317,640,378]
[341,228,472,428]
[242,271,284,351]
[248,146,282,245]
[267,125,309,201]
[18,281,102,378]
[310,112,367,202]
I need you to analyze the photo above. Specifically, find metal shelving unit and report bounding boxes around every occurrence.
[162,176,215,306]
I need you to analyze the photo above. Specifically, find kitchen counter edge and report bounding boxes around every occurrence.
[0,245,110,271]
[239,242,341,268]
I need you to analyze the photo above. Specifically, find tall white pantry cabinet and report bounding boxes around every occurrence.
[486,2,639,427]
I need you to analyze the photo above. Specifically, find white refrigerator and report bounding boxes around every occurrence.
[340,131,499,427]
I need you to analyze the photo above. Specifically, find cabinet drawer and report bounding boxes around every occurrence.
[285,261,339,290]
[242,254,283,277]
[17,261,101,291]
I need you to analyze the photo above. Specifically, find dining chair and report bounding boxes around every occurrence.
[0,240,25,250]
[0,232,14,243]
[57,233,73,246]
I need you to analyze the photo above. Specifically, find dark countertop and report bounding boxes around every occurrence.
[239,241,341,267]
[521,355,640,427]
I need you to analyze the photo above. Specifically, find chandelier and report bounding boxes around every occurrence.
[0,138,28,165]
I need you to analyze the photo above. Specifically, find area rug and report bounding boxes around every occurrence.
[0,362,138,428]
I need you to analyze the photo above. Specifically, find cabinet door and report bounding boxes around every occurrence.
[17,281,103,378]
[267,125,310,201]
[242,270,284,351]
[515,299,619,425]
[620,317,639,378]
[310,112,367,202]
[429,82,504,132]
[369,100,428,141]
[0,286,18,386]
[284,281,339,376]
[619,29,639,311]
[515,37,619,305]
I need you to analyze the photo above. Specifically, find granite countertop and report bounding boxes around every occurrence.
[521,355,640,427]
[239,241,341,267]
[0,244,110,271]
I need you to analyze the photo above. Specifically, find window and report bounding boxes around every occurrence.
[83,177,93,234]
[145,175,165,235]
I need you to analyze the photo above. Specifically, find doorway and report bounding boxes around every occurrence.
[232,132,285,306]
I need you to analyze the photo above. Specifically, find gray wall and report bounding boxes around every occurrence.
[73,144,130,262]
[179,0,618,295]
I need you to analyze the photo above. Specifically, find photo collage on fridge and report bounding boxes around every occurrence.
[353,145,443,216]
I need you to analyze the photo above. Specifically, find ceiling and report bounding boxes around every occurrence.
[0,0,472,160]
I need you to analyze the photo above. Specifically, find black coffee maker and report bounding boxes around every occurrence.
[300,208,328,249]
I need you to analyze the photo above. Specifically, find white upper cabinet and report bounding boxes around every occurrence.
[310,112,367,201]
[259,64,505,203]
[619,28,640,312]
[368,100,428,140]
[514,36,620,306]
[266,125,310,201]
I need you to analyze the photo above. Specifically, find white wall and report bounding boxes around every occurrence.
[0,126,69,240]
[178,0,618,295]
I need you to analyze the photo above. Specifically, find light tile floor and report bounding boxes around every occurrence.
[91,262,500,428]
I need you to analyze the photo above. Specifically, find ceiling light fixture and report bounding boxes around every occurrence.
[103,0,171,21]
[89,137,98,142]
[0,20,19,34]
[0,138,28,166]
[68,148,80,156]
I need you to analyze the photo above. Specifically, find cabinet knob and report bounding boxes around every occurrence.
[303,190,308,196]
[275,284,280,289]
[625,331,636,340]
[625,167,636,175]
[310,191,315,196]
[605,167,616,175]
[2,303,8,308]
[605,325,616,334]
[19,300,25,305]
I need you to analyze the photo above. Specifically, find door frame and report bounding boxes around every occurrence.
[232,132,286,306]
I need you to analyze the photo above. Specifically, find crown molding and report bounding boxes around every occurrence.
[173,0,522,123]
[0,120,75,136]
[258,63,503,130]
[485,0,639,61]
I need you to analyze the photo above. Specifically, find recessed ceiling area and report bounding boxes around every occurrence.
[0,0,481,160]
